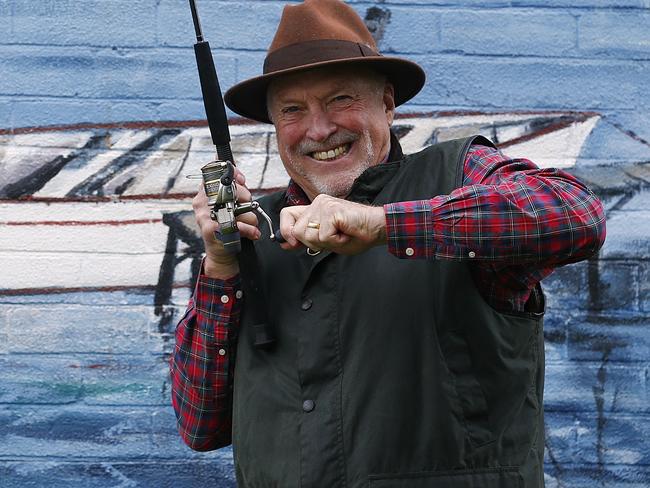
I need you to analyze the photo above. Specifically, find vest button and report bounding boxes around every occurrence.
[302,399,315,412]
[301,298,313,311]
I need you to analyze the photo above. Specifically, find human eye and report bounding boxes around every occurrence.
[332,94,353,103]
[281,105,301,115]
[328,94,355,111]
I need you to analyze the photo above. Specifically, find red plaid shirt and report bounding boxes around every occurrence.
[170,143,605,450]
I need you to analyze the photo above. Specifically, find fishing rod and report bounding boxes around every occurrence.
[188,0,281,253]
[188,0,278,349]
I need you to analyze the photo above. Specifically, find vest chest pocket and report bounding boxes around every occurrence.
[368,467,522,488]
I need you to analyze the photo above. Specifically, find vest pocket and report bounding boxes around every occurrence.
[438,331,494,447]
[368,467,521,488]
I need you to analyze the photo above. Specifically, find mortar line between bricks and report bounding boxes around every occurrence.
[0,457,234,464]
[280,1,650,11]
[589,256,650,260]
[0,250,170,256]
[3,98,642,115]
[540,462,650,469]
[0,404,167,409]
[1,352,167,357]
[0,456,221,463]
[545,409,650,416]
[556,315,650,328]
[0,352,170,358]
[1,44,649,63]
[558,358,650,365]
[0,402,172,408]
[544,413,650,420]
[2,458,646,467]
[405,102,645,112]
[0,43,265,53]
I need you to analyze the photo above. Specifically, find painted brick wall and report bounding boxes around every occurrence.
[1,1,649,487]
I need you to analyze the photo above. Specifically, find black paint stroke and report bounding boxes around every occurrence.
[258,132,273,190]
[587,256,603,313]
[544,420,567,488]
[155,211,204,336]
[0,133,108,199]
[391,124,414,140]
[567,162,650,314]
[603,116,650,149]
[66,129,181,198]
[364,6,392,45]
[154,219,179,333]
[165,135,192,195]
[593,348,611,487]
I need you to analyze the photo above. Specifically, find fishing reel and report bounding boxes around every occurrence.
[198,160,280,254]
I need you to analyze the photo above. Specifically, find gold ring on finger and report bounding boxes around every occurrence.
[307,221,320,230]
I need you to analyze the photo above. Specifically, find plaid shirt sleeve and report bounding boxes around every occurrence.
[385,144,606,311]
[170,267,242,451]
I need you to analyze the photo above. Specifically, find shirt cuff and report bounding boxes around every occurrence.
[193,259,242,321]
[384,199,434,259]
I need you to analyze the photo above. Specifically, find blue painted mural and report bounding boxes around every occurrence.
[1,1,649,487]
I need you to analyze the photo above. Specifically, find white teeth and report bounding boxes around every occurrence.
[311,144,349,161]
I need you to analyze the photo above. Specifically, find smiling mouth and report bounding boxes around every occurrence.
[310,143,351,161]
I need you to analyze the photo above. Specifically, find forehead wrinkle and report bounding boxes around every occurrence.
[268,67,383,109]
[272,77,351,105]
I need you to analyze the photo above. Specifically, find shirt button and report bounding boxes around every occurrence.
[301,298,313,311]
[302,399,315,413]
[235,290,243,299]
[218,348,227,356]
[468,251,476,258]
[220,294,229,304]
[405,247,415,256]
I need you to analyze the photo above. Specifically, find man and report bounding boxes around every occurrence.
[170,1,606,487]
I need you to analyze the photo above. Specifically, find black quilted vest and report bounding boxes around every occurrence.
[233,136,546,488]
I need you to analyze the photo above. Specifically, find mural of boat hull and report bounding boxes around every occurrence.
[0,111,606,295]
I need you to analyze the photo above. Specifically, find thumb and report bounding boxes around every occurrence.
[280,205,307,246]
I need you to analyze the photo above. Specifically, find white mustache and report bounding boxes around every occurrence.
[297,130,359,155]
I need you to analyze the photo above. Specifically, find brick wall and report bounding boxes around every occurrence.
[1,1,649,487]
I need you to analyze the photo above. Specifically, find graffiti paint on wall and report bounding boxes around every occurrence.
[0,110,610,329]
[0,111,603,292]
[1,111,650,487]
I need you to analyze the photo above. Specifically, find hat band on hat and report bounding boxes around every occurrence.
[263,39,379,74]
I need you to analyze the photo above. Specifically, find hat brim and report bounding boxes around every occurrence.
[224,56,426,124]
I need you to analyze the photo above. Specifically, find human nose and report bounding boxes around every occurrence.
[305,108,336,142]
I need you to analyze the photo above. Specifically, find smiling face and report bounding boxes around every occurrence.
[267,66,395,200]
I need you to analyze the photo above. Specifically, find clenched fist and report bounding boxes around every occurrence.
[279,194,387,255]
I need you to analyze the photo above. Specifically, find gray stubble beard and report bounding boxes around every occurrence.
[283,128,376,200]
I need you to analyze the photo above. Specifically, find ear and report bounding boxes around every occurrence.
[383,82,395,126]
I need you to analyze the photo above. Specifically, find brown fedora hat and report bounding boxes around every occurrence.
[224,0,425,123]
